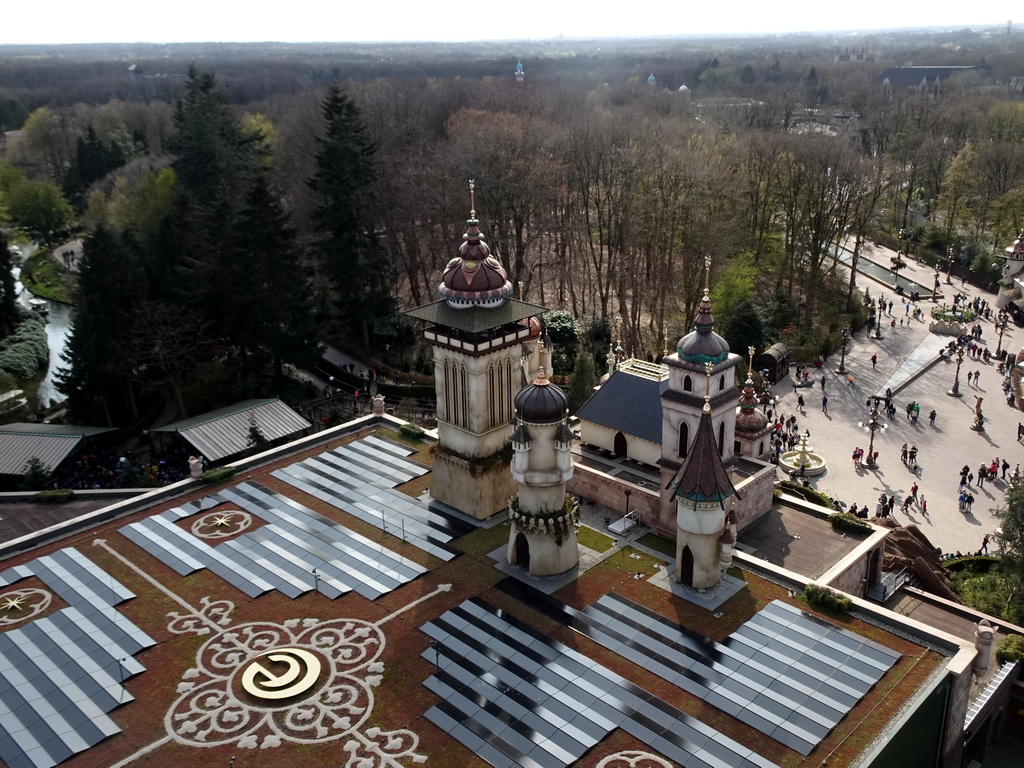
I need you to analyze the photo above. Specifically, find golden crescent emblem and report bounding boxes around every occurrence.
[240,648,322,700]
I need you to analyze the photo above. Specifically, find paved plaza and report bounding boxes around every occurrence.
[775,242,1019,557]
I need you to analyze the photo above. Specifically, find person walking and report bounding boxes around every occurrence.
[929,409,937,426]
[908,445,918,468]
[797,394,805,411]
[981,534,990,554]
[821,375,826,390]
[821,394,829,414]
[910,482,918,501]
[959,492,968,513]
[900,443,909,464]
[891,318,896,331]
[871,354,877,369]
[887,495,897,516]
[966,492,975,513]
[1002,459,1010,480]
[920,495,927,515]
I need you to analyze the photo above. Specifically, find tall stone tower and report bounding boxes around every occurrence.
[405,183,547,519]
[656,257,743,534]
[507,370,579,576]
[666,364,739,589]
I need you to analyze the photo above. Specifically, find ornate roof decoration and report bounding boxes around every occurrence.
[735,345,768,435]
[667,363,739,506]
[676,256,730,365]
[438,181,513,310]
[514,368,569,424]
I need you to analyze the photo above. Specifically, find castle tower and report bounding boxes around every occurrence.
[734,346,772,459]
[506,370,579,576]
[404,182,547,519]
[666,364,739,589]
[515,60,525,84]
[656,257,743,534]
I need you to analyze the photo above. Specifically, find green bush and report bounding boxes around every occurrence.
[33,489,75,504]
[201,466,236,484]
[828,513,872,535]
[778,480,834,509]
[995,634,1024,665]
[0,309,48,381]
[804,583,853,613]
[398,423,425,441]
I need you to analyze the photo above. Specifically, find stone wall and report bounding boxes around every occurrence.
[431,451,516,520]
[567,464,659,524]
[732,466,777,532]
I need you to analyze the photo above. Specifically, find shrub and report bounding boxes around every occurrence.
[995,634,1024,665]
[828,513,872,535]
[399,423,425,441]
[804,583,853,613]
[34,489,75,504]
[201,466,236,484]
[778,480,834,509]
[0,309,48,381]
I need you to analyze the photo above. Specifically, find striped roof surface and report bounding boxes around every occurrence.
[0,424,114,476]
[150,399,310,461]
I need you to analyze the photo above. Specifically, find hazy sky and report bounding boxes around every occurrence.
[0,2,1017,45]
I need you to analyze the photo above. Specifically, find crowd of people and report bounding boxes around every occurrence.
[53,442,195,489]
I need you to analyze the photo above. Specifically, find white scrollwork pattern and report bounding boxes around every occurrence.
[0,588,52,626]
[167,616,423,764]
[596,751,674,768]
[167,596,236,636]
[190,511,253,539]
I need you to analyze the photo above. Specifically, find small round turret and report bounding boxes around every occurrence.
[515,369,568,423]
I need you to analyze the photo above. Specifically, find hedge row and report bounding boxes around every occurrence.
[804,584,853,613]
[0,310,48,382]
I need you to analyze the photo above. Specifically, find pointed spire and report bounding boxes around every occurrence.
[693,256,715,334]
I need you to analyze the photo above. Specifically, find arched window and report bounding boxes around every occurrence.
[683,375,692,392]
[758,440,764,456]
[719,375,725,391]
[718,421,725,456]
[678,422,689,458]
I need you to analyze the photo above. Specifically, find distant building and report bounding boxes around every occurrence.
[872,65,978,91]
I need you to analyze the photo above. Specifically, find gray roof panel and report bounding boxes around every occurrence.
[576,370,664,445]
[150,399,311,461]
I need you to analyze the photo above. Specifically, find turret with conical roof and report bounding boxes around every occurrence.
[667,364,738,589]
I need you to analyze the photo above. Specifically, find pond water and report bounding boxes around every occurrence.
[10,244,73,411]
[835,244,934,296]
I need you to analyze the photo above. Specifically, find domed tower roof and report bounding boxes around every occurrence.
[735,346,768,435]
[438,181,513,310]
[1006,232,1024,260]
[647,72,656,86]
[677,257,730,365]
[515,369,568,423]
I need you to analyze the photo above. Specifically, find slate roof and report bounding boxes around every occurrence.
[0,423,115,476]
[667,408,739,505]
[575,370,665,444]
[151,398,310,461]
[403,299,546,334]
[872,66,977,86]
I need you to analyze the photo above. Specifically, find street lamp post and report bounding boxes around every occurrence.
[898,228,906,261]
[948,347,965,397]
[858,401,887,468]
[946,247,955,284]
[995,311,1010,358]
[623,488,631,517]
[836,327,850,374]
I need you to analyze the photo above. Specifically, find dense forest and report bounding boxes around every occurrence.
[1,27,1023,427]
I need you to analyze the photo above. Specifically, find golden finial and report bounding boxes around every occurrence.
[747,346,756,383]
[704,256,712,296]
[469,179,476,219]
[703,361,714,413]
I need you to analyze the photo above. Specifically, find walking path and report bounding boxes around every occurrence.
[778,243,1017,557]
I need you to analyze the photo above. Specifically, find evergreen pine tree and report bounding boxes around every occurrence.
[567,352,597,414]
[308,84,394,347]
[226,175,319,382]
[0,229,18,337]
[56,226,146,425]
[20,457,52,491]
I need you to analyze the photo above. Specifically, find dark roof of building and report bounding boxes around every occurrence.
[150,398,310,461]
[667,408,739,505]
[515,371,568,423]
[872,66,977,86]
[0,423,116,476]
[576,370,664,444]
[403,299,547,334]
